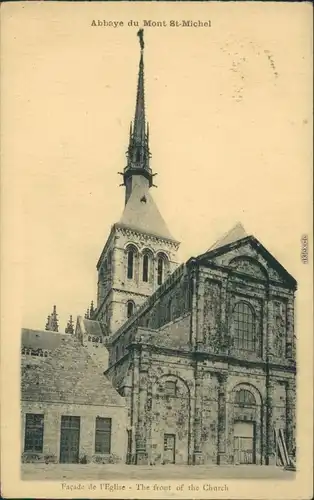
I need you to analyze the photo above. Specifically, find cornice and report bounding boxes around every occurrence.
[114,223,180,249]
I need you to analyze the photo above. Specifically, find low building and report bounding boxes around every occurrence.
[21,328,127,464]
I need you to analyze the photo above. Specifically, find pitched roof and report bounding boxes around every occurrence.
[22,328,68,350]
[21,330,125,407]
[207,222,248,251]
[80,318,108,338]
[118,184,176,241]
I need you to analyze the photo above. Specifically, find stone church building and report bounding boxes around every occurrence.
[21,31,296,467]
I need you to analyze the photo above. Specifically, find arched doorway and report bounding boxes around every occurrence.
[231,385,262,465]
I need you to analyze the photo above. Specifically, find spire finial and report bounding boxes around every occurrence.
[45,315,51,331]
[65,314,74,334]
[90,300,95,318]
[50,305,59,332]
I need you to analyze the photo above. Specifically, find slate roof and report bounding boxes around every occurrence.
[22,328,68,350]
[118,184,176,241]
[207,222,248,251]
[21,330,125,407]
[80,318,108,338]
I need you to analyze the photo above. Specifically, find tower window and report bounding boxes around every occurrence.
[126,246,137,280]
[233,302,256,352]
[127,301,135,318]
[142,254,149,282]
[157,257,164,285]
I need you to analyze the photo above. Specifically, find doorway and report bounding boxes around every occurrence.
[60,416,80,463]
[233,421,256,464]
[163,434,176,464]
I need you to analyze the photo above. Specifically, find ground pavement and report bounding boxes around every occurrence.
[22,463,295,481]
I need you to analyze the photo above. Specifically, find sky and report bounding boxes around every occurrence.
[2,2,312,332]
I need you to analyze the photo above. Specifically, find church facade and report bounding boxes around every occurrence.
[21,30,297,467]
[92,30,297,467]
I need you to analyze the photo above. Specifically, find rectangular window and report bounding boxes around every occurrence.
[24,413,44,453]
[164,380,176,396]
[95,417,112,454]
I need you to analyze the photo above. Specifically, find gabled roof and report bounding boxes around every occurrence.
[118,184,177,242]
[197,230,297,289]
[21,330,124,407]
[208,222,248,251]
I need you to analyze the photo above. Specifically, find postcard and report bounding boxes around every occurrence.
[1,1,313,499]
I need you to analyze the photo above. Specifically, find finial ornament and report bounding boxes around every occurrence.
[65,315,74,335]
[137,29,144,50]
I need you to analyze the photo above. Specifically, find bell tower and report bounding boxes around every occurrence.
[94,30,180,335]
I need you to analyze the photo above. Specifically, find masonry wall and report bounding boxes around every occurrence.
[21,401,127,464]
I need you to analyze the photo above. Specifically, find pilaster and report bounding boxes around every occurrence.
[266,378,275,464]
[193,361,204,465]
[135,347,149,465]
[286,379,296,457]
[286,298,295,359]
[217,372,228,465]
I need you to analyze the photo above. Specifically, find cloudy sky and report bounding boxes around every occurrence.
[2,2,312,332]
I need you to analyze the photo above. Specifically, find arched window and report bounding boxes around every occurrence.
[233,302,255,352]
[127,301,135,318]
[115,345,119,361]
[157,253,168,286]
[235,389,256,406]
[126,245,137,280]
[142,254,149,282]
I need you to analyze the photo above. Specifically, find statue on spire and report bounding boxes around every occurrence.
[137,29,144,50]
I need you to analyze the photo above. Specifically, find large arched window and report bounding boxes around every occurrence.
[235,389,256,406]
[127,300,135,318]
[126,245,137,280]
[233,302,255,352]
[142,253,149,283]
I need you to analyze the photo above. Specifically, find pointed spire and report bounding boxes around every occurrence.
[45,315,51,331]
[133,43,146,146]
[85,308,90,320]
[45,306,59,331]
[90,300,95,318]
[65,315,74,334]
[50,305,59,332]
[121,29,154,203]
